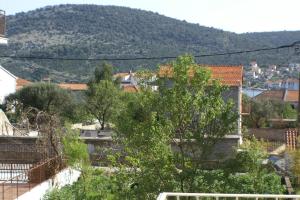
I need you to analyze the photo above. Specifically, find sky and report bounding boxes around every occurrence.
[2,0,300,33]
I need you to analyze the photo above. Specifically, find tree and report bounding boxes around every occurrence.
[243,97,297,128]
[91,62,113,84]
[86,80,120,130]
[114,55,238,197]
[5,83,72,117]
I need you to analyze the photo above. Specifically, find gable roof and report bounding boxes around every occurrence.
[16,78,32,90]
[58,83,88,91]
[158,65,243,86]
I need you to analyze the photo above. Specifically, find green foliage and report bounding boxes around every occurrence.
[45,138,284,200]
[43,169,118,200]
[9,83,71,113]
[62,125,89,169]
[91,62,114,84]
[113,55,239,198]
[86,80,120,130]
[243,96,297,128]
[3,5,300,82]
[4,83,75,122]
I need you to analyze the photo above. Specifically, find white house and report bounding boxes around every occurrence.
[0,65,17,104]
[0,65,31,104]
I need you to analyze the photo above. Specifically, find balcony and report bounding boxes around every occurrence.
[156,193,300,200]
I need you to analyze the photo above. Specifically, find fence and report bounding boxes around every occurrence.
[285,129,298,150]
[0,143,56,164]
[0,156,65,200]
[156,193,300,200]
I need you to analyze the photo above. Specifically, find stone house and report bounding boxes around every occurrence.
[158,65,244,147]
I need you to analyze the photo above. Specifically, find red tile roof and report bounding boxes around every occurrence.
[284,90,298,102]
[158,65,243,86]
[122,85,139,93]
[255,90,285,101]
[58,83,88,91]
[16,78,31,90]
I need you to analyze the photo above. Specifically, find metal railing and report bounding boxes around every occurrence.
[156,193,300,200]
[0,156,65,200]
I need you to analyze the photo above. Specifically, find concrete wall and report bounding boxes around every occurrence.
[247,128,286,142]
[0,135,239,166]
[0,66,16,104]
[17,168,81,200]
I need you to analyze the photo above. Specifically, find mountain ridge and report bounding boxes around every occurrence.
[1,4,299,82]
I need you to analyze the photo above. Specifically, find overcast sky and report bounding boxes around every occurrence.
[2,0,300,33]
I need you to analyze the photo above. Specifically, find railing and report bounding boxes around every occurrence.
[0,156,65,200]
[0,163,32,182]
[156,193,300,200]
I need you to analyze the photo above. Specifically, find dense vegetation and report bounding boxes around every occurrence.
[43,56,285,200]
[1,4,300,82]
[243,95,297,128]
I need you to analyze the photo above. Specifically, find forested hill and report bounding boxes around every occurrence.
[1,4,300,82]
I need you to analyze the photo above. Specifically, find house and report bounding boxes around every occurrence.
[282,78,299,90]
[158,65,243,145]
[255,89,299,107]
[114,71,137,86]
[0,65,31,104]
[113,71,156,92]
[266,78,299,90]
[250,61,262,79]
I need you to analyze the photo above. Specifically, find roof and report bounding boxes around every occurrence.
[58,83,88,91]
[158,65,243,86]
[284,90,298,102]
[114,72,135,78]
[114,73,129,78]
[122,85,139,93]
[255,90,285,101]
[16,78,31,90]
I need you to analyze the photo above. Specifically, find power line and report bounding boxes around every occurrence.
[0,41,300,61]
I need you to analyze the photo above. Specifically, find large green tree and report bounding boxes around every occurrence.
[114,55,238,198]
[4,83,73,122]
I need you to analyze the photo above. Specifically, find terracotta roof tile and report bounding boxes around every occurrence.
[122,85,139,93]
[58,83,87,91]
[16,78,31,90]
[158,65,243,86]
[255,90,285,101]
[284,90,298,102]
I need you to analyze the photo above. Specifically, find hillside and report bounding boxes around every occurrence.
[0,4,300,82]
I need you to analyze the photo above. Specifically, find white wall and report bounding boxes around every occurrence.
[0,66,16,104]
[17,168,81,200]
